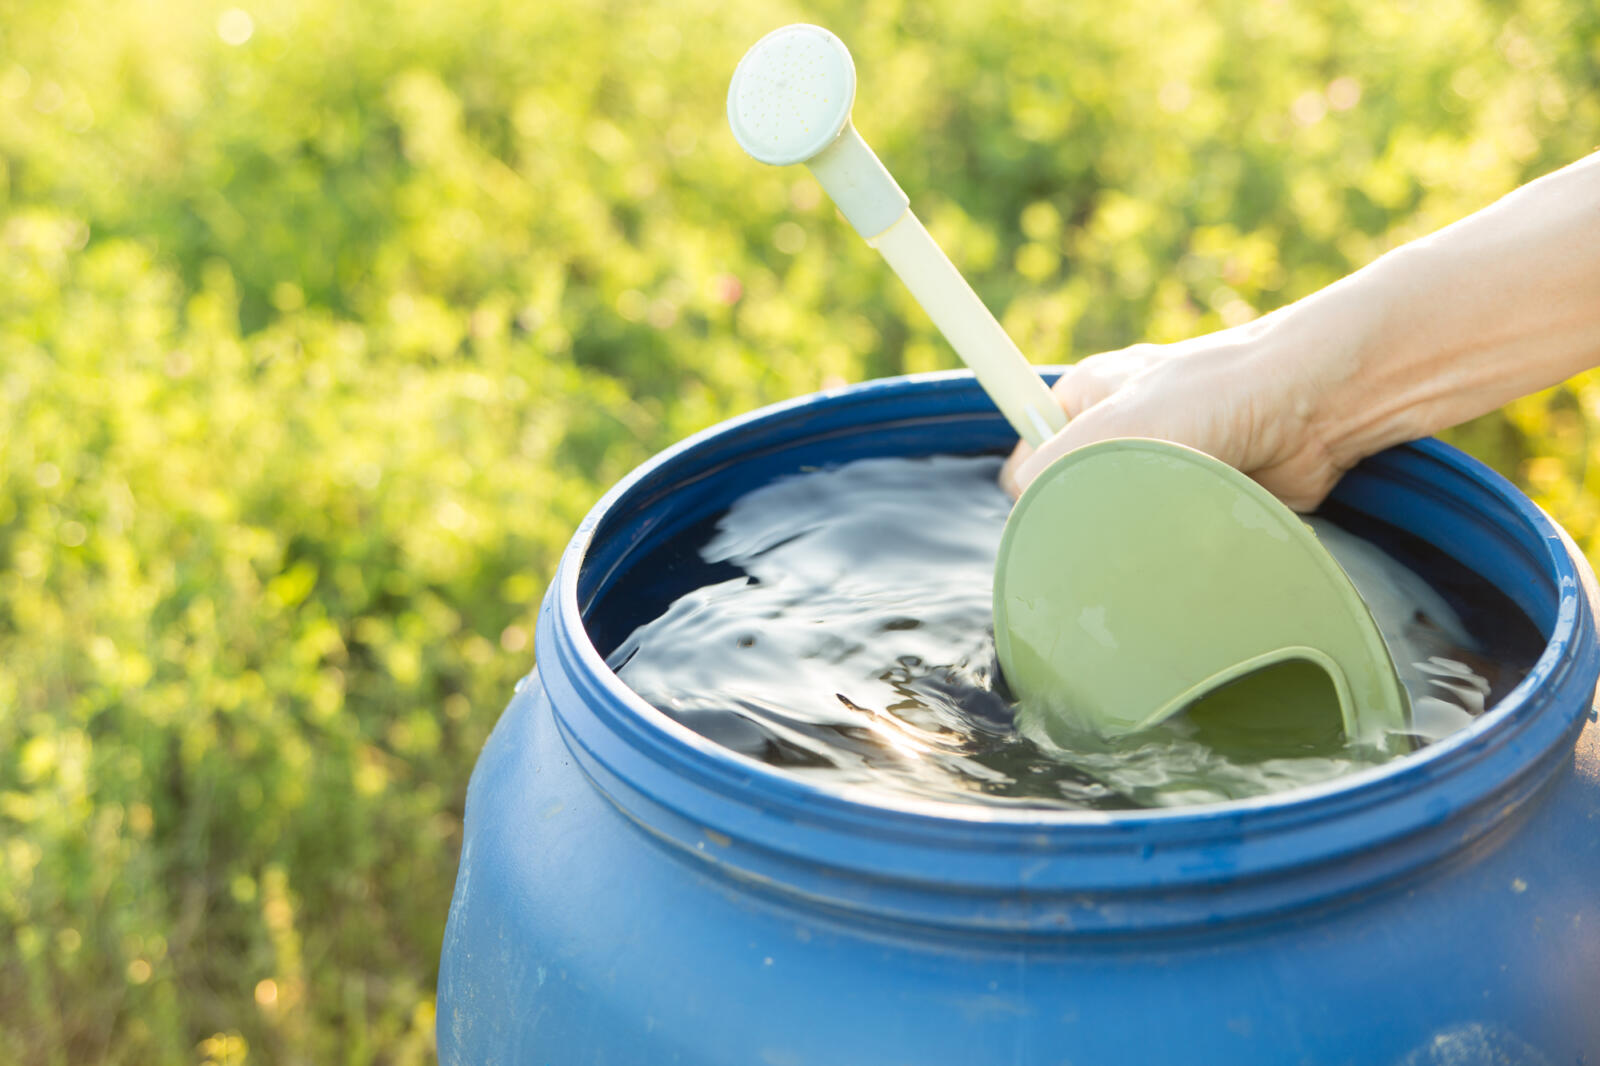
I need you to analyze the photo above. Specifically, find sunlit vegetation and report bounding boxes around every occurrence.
[2,0,1596,1060]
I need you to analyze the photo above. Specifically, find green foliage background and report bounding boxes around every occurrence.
[0,0,1595,1060]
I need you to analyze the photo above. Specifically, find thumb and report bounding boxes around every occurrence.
[998,363,1111,496]
[999,441,1035,497]
[1010,398,1159,494]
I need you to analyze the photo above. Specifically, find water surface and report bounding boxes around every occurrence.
[609,455,1541,809]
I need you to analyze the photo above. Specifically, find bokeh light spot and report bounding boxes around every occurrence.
[217,8,254,46]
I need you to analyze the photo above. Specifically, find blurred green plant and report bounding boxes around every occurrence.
[0,0,1596,1061]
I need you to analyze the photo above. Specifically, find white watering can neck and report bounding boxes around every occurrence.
[726,23,1066,447]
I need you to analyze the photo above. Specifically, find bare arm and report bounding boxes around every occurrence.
[1005,151,1600,511]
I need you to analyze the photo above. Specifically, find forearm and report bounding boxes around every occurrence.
[1289,151,1600,465]
[1007,151,1600,510]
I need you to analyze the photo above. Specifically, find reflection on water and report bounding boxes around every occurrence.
[609,456,1540,810]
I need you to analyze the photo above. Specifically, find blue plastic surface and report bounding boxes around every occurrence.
[438,372,1600,1065]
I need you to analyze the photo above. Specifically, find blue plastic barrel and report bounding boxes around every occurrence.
[437,372,1600,1065]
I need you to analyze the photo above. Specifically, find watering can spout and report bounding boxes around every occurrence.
[1151,647,1356,736]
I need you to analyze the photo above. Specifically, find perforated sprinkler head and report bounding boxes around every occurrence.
[727,24,857,168]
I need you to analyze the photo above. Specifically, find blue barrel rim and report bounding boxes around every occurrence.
[552,368,1588,823]
[533,371,1599,932]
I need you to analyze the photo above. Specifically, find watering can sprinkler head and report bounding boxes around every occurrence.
[727,24,909,240]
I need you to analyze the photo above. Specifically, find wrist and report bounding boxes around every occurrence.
[1255,253,1420,474]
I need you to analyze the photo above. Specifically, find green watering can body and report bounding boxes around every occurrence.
[993,439,1409,751]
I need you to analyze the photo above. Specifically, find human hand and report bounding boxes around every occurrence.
[1002,152,1600,513]
[1000,320,1355,513]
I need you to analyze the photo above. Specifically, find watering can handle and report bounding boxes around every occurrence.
[804,124,1066,447]
[866,210,1066,447]
[806,121,1065,448]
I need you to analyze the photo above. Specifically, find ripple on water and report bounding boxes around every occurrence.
[609,455,1538,810]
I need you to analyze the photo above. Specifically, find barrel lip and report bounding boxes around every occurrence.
[539,371,1599,930]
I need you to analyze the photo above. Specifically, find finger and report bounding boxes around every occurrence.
[1047,362,1101,420]
[1015,410,1341,513]
[999,363,1101,498]
[1051,344,1162,417]
[999,442,1034,498]
[1002,355,1145,498]
[1000,366,1080,498]
[1010,400,1151,493]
